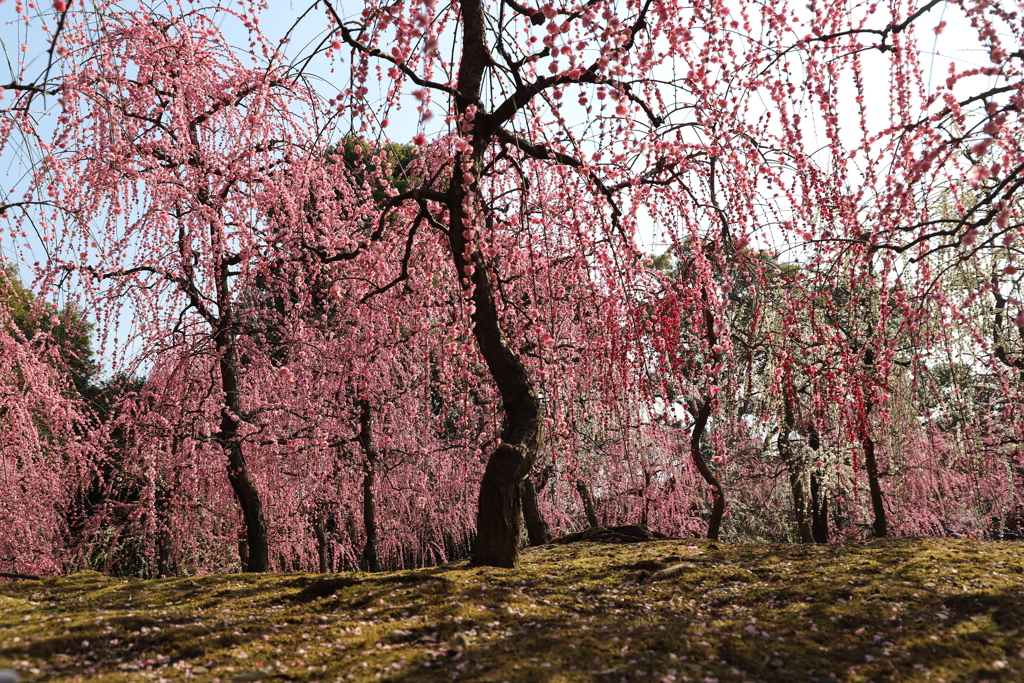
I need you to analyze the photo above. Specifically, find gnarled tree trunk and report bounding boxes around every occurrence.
[357,399,382,572]
[452,211,543,567]
[690,398,725,540]
[779,387,813,543]
[217,338,269,572]
[861,427,887,538]
[575,479,601,529]
[449,199,543,567]
[522,477,551,546]
[447,22,544,565]
[861,348,887,538]
[807,429,829,543]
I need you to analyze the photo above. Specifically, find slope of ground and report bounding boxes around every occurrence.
[2,539,1023,682]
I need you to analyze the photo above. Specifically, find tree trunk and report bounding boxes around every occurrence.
[450,188,543,569]
[212,235,268,572]
[861,348,887,538]
[223,437,269,572]
[810,471,829,543]
[778,389,813,543]
[357,399,382,572]
[778,434,812,543]
[361,467,380,571]
[238,530,249,569]
[861,427,887,538]
[217,341,269,572]
[784,461,812,542]
[690,398,725,540]
[474,442,540,567]
[688,298,727,540]
[155,488,173,577]
[574,479,601,528]
[642,470,653,527]
[807,429,829,543]
[522,477,551,545]
[442,0,543,569]
[313,521,330,574]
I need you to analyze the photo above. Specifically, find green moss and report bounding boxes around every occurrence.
[2,539,1024,681]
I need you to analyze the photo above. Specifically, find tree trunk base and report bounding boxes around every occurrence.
[522,477,551,546]
[472,444,526,568]
[551,524,674,544]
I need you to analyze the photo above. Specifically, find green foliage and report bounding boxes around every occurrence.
[335,136,419,201]
[0,265,149,570]
[649,252,673,273]
[0,263,98,401]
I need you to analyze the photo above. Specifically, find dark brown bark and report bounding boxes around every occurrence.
[361,467,380,571]
[575,479,601,528]
[779,444,812,543]
[861,428,887,538]
[808,429,829,543]
[450,185,542,568]
[690,398,725,540]
[179,151,269,574]
[860,348,887,538]
[313,520,331,574]
[206,211,268,572]
[474,444,538,567]
[810,471,829,543]
[156,492,173,577]
[217,340,270,572]
[357,399,382,572]
[641,470,653,527]
[779,389,813,543]
[687,296,727,540]
[426,0,543,570]
[456,230,544,554]
[522,477,551,545]
[238,531,249,569]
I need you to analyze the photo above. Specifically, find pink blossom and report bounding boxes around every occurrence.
[970,139,990,157]
[968,165,991,187]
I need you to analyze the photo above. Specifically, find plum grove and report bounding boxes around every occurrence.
[0,0,1021,575]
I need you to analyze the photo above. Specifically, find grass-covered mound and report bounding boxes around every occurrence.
[2,539,1024,682]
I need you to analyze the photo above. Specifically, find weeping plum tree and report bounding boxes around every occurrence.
[2,0,1023,571]
[647,241,737,540]
[0,9,397,571]
[315,0,1024,558]
[316,0,764,560]
[0,270,97,575]
[105,289,486,575]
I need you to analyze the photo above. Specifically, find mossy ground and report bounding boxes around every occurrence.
[2,539,1024,682]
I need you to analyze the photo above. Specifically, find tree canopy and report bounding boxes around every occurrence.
[0,0,1021,575]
